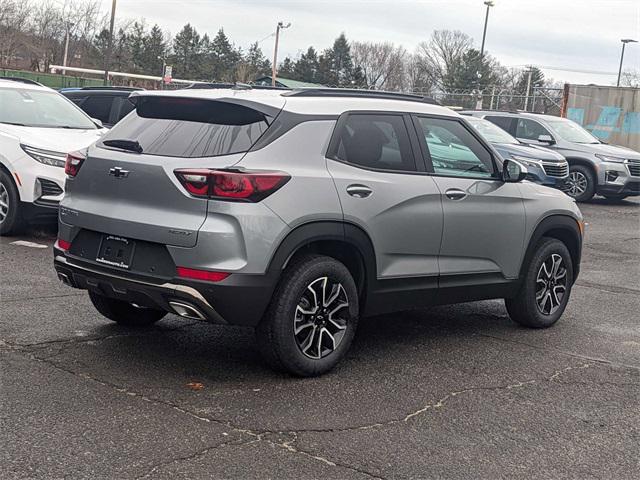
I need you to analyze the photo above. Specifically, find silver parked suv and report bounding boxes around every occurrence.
[54,88,584,376]
[462,110,640,202]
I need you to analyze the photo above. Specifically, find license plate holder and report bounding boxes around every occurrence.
[96,235,135,269]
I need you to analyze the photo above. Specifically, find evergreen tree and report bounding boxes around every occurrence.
[172,23,201,77]
[211,28,240,81]
[129,22,146,73]
[278,57,295,79]
[293,46,320,83]
[142,24,167,76]
[320,33,357,86]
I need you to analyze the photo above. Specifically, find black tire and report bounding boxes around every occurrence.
[0,169,25,236]
[602,193,628,201]
[256,254,359,377]
[88,291,166,327]
[564,164,596,202]
[505,237,574,329]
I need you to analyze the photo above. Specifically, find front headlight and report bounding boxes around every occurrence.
[511,155,542,168]
[595,154,626,163]
[20,145,67,168]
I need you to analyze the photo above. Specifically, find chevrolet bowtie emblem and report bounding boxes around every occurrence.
[109,167,130,178]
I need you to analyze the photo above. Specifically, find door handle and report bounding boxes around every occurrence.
[445,188,467,200]
[346,184,373,198]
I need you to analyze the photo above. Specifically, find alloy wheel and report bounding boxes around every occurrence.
[0,182,9,225]
[294,276,349,359]
[564,171,588,198]
[535,253,567,315]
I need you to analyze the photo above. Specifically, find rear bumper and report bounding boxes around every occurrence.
[53,250,278,326]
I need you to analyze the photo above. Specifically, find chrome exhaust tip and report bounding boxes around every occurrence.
[57,272,72,286]
[169,301,206,320]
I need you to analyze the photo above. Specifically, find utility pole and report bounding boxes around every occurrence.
[103,0,117,85]
[617,38,638,87]
[62,22,74,75]
[476,1,494,109]
[524,67,533,111]
[271,21,291,87]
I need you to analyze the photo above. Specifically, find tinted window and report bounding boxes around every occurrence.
[416,117,494,178]
[484,115,514,133]
[81,95,113,124]
[100,98,269,158]
[0,89,96,129]
[516,118,552,141]
[117,98,135,120]
[332,114,416,172]
[465,116,518,144]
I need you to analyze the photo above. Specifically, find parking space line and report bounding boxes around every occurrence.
[9,240,50,249]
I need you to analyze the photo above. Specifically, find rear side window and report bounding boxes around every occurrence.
[100,97,270,158]
[329,114,416,172]
[484,115,514,133]
[81,95,113,124]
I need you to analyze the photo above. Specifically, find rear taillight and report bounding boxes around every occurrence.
[55,239,71,251]
[65,150,86,177]
[174,169,290,202]
[176,266,230,282]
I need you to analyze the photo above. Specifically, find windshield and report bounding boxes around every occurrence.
[465,116,518,144]
[545,118,599,144]
[0,88,96,129]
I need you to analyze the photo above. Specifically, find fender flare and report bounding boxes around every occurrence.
[519,214,582,281]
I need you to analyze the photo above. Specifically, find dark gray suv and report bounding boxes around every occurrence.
[54,88,584,376]
[463,110,640,202]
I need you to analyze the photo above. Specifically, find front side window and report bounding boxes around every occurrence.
[416,117,494,178]
[516,118,552,141]
[99,97,269,158]
[0,88,96,129]
[331,114,416,172]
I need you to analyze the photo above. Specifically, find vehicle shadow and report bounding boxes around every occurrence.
[67,300,516,385]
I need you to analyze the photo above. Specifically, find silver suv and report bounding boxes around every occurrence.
[462,110,640,202]
[54,88,584,376]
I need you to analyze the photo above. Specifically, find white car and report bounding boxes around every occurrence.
[0,78,106,235]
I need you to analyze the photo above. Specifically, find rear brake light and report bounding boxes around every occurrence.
[55,239,71,251]
[176,266,230,282]
[65,150,86,177]
[174,169,290,202]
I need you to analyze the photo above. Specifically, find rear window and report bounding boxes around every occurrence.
[99,97,270,158]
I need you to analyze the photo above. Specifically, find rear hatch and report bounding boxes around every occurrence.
[61,94,284,248]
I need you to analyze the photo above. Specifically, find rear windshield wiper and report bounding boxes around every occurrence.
[102,139,143,153]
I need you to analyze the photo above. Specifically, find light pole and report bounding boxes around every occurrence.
[271,21,291,87]
[62,22,74,75]
[476,1,494,108]
[103,0,117,85]
[617,38,637,87]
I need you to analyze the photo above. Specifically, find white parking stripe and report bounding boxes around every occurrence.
[10,240,49,249]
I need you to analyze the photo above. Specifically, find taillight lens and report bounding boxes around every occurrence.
[174,169,290,202]
[176,266,230,282]
[65,150,86,177]
[55,239,71,251]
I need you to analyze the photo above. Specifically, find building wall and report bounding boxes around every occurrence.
[562,84,640,152]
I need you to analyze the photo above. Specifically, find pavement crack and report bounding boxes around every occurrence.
[575,280,640,295]
[134,437,243,479]
[0,293,85,303]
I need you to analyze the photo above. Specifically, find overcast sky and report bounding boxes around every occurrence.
[90,0,640,85]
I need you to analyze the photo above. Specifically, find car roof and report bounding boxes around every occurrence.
[130,88,456,117]
[0,78,54,92]
[461,110,563,122]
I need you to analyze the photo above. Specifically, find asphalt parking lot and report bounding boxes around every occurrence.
[1,198,639,480]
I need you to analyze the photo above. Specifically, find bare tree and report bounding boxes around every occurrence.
[415,30,474,91]
[0,0,31,68]
[620,69,640,88]
[352,41,407,91]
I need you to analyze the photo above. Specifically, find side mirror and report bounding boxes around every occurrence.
[537,134,554,144]
[91,118,104,128]
[502,158,528,183]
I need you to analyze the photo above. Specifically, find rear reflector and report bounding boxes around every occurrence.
[65,150,86,177]
[55,239,71,251]
[176,266,230,282]
[174,169,290,202]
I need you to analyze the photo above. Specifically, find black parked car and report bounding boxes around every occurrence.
[61,87,142,128]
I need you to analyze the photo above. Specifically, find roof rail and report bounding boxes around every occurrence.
[182,82,290,91]
[284,88,441,105]
[79,86,144,91]
[0,76,45,87]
